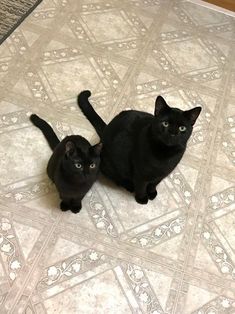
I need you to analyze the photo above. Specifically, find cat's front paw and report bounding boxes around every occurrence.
[135,195,148,205]
[60,201,70,211]
[147,190,157,200]
[71,208,81,214]
[71,203,82,214]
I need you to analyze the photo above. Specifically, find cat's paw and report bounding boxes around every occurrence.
[135,195,148,205]
[71,207,81,214]
[147,190,157,200]
[60,201,70,211]
[71,203,82,214]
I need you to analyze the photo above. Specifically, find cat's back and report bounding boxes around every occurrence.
[100,110,153,178]
[109,109,152,125]
[103,109,152,141]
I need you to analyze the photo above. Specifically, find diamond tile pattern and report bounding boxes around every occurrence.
[0,0,235,313]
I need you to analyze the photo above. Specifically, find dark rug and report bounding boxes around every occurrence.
[0,0,43,45]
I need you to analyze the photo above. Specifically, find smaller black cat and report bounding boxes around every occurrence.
[30,114,102,213]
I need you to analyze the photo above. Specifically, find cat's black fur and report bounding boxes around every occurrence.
[77,90,201,205]
[30,114,102,213]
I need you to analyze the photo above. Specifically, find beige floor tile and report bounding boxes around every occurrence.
[0,0,235,313]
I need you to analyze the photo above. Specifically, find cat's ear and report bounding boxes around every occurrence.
[65,141,75,155]
[154,96,169,116]
[184,107,202,126]
[92,143,102,156]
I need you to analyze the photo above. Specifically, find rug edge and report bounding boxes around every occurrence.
[0,0,43,45]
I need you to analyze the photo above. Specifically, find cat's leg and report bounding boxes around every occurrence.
[147,183,158,200]
[121,179,134,193]
[70,198,82,214]
[60,201,70,211]
[134,179,148,204]
[59,195,71,211]
[101,159,134,192]
[147,178,162,200]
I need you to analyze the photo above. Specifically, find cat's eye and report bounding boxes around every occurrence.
[179,126,186,132]
[90,163,96,169]
[162,121,169,127]
[75,163,82,169]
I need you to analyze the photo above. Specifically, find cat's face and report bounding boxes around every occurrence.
[64,141,102,179]
[152,96,201,147]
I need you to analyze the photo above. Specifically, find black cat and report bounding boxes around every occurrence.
[30,114,102,213]
[77,90,201,205]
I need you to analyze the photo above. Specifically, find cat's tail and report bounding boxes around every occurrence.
[30,114,60,151]
[77,90,106,138]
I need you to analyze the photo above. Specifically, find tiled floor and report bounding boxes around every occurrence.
[0,0,235,313]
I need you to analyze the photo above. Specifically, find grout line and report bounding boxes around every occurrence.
[207,208,235,223]
[113,268,139,313]
[121,208,182,235]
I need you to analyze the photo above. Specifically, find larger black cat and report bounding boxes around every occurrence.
[77,91,201,205]
[30,114,102,213]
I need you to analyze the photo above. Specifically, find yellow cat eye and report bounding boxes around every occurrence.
[179,126,186,132]
[90,163,96,169]
[162,121,169,127]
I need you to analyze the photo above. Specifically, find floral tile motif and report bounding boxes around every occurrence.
[129,215,186,249]
[38,249,109,288]
[0,204,51,309]
[183,283,235,314]
[0,0,235,312]
[200,226,235,279]
[0,215,24,282]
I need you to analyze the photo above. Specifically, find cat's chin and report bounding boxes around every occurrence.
[152,135,182,148]
[162,138,185,147]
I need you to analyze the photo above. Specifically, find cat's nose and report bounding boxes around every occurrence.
[169,128,178,136]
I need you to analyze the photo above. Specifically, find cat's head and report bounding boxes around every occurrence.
[63,141,102,179]
[152,96,201,147]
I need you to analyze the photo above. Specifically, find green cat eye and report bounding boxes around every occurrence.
[162,121,169,127]
[75,163,82,169]
[90,163,96,169]
[179,126,186,132]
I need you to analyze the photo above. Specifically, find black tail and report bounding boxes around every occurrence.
[30,114,60,150]
[77,90,106,138]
